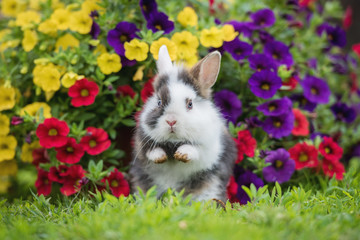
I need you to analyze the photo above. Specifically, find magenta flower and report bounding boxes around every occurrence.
[262,148,295,184]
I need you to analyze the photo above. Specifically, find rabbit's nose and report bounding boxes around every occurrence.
[166,120,177,127]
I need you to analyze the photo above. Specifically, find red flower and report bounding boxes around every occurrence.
[292,109,309,136]
[343,6,352,30]
[48,165,69,183]
[288,142,318,170]
[141,77,154,103]
[60,165,86,196]
[32,148,50,166]
[101,168,130,197]
[55,137,85,164]
[282,76,298,91]
[299,0,315,7]
[35,169,52,196]
[116,85,135,98]
[234,130,257,164]
[352,43,360,58]
[319,137,343,163]
[226,176,239,203]
[68,78,99,107]
[36,118,70,148]
[350,73,358,93]
[80,127,111,155]
[322,159,345,180]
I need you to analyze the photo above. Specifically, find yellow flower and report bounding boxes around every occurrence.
[0,135,17,162]
[81,0,105,15]
[20,102,52,119]
[0,176,11,194]
[50,9,71,30]
[177,6,198,27]
[29,0,64,10]
[38,19,58,36]
[0,114,10,136]
[93,44,107,55]
[0,86,15,111]
[200,27,223,48]
[61,72,85,88]
[22,30,38,52]
[221,24,238,42]
[133,66,145,81]
[32,64,61,92]
[97,53,122,75]
[1,0,27,17]
[15,10,41,29]
[150,38,177,61]
[45,91,55,101]
[55,33,80,52]
[21,141,41,163]
[177,54,198,68]
[124,39,149,61]
[69,11,93,34]
[171,31,199,59]
[0,160,18,176]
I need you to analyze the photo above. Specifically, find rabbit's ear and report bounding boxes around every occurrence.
[156,45,173,74]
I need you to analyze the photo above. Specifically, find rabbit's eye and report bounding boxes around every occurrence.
[187,99,193,110]
[157,99,162,107]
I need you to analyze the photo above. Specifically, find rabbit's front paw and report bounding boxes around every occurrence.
[147,147,167,164]
[174,144,199,163]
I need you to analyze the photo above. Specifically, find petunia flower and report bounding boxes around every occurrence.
[226,20,252,38]
[290,93,317,112]
[281,76,298,91]
[150,38,177,60]
[292,109,309,136]
[69,10,93,34]
[213,90,242,124]
[330,102,357,123]
[90,20,101,39]
[200,27,224,48]
[319,137,343,163]
[248,70,282,99]
[55,138,85,164]
[236,170,264,204]
[248,53,276,72]
[107,21,139,56]
[343,6,352,30]
[147,11,174,34]
[221,24,239,42]
[97,53,122,75]
[101,168,130,197]
[35,169,52,196]
[116,85,136,99]
[0,86,15,111]
[256,97,292,116]
[288,142,318,170]
[258,30,275,44]
[177,6,198,27]
[55,33,79,52]
[248,8,276,29]
[262,112,295,139]
[223,38,253,61]
[141,77,155,103]
[322,159,345,180]
[234,130,257,163]
[60,165,86,196]
[48,165,69,184]
[264,40,293,67]
[80,127,111,155]
[68,78,99,107]
[0,114,10,136]
[139,0,158,20]
[124,39,149,61]
[171,31,199,59]
[226,176,239,203]
[300,75,330,104]
[32,148,50,167]
[317,23,346,48]
[262,148,295,184]
[50,9,71,30]
[22,30,37,52]
[36,118,70,149]
[11,116,24,125]
[0,136,17,162]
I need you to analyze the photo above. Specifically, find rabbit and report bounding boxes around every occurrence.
[129,45,237,202]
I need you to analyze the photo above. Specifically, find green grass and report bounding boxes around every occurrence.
[1,161,360,240]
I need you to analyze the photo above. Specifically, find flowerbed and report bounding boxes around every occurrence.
[0,0,359,202]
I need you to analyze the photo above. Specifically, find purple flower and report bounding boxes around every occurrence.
[307,58,317,69]
[226,20,252,38]
[236,170,264,205]
[290,94,317,112]
[90,21,100,39]
[248,54,277,72]
[257,97,292,116]
[300,75,331,104]
[262,112,295,139]
[264,40,294,68]
[310,132,329,141]
[248,8,276,29]
[248,70,282,99]
[121,57,137,67]
[223,38,253,61]
[107,21,139,56]
[258,30,275,44]
[329,54,349,75]
[331,102,357,123]
[214,90,242,124]
[245,116,262,128]
[317,23,346,48]
[139,0,158,20]
[147,11,174,34]
[262,148,295,184]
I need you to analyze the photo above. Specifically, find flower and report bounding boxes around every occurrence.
[248,70,282,99]
[60,165,86,196]
[133,66,146,81]
[38,19,58,36]
[262,148,295,184]
[0,114,10,136]
[290,94,317,112]
[0,135,17,162]
[68,78,99,107]
[11,116,23,125]
[223,38,253,61]
[330,102,357,123]
[317,23,346,48]
[248,8,276,29]
[32,64,61,92]
[55,138,85,164]
[124,39,149,61]
[248,54,276,72]
[200,27,223,48]
[322,159,345,180]
[15,10,41,28]
[171,31,199,59]
[236,170,264,204]
[139,0,158,20]
[256,97,292,116]
[264,41,293,68]
[289,142,318,170]
[282,76,298,90]
[221,24,238,42]
[234,130,257,163]
[213,90,242,124]
[352,43,360,58]
[36,118,70,149]
[49,165,69,184]
[343,6,352,30]
[0,160,17,176]
[319,137,343,163]
[226,176,239,203]
[80,127,111,155]
[20,102,52,120]
[97,53,122,75]
[35,169,52,196]
[69,10,93,34]
[20,141,41,163]
[116,85,136,98]
[141,78,155,103]
[177,6,198,27]
[262,112,295,139]
[107,21,139,56]
[22,30,38,52]
[32,148,50,167]
[226,20,252,38]
[292,109,309,136]
[55,33,80,52]
[0,86,15,111]
[50,9,71,30]
[300,75,330,104]
[81,0,104,14]
[102,168,130,197]
[1,0,27,17]
[150,38,177,60]
[90,21,101,39]
[61,72,85,88]
[147,11,174,34]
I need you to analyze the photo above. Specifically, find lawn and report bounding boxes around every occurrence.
[1,160,359,240]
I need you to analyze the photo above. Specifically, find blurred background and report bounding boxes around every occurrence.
[341,0,359,48]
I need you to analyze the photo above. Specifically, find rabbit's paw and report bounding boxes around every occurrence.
[147,147,167,164]
[174,145,199,163]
